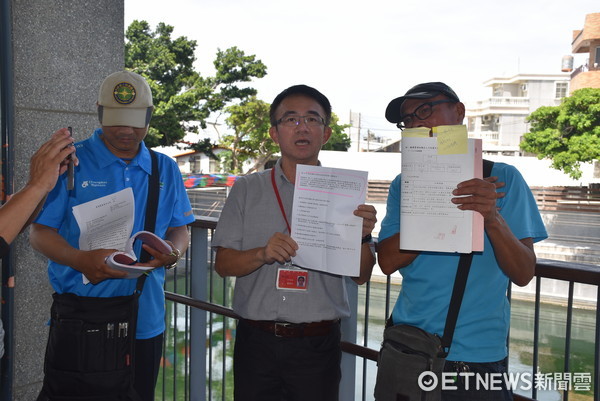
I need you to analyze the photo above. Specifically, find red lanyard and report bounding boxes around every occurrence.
[271,167,291,234]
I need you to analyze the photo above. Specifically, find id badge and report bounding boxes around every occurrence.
[276,266,308,291]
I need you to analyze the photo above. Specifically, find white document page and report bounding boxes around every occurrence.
[290,164,368,276]
[72,188,135,282]
[400,137,482,253]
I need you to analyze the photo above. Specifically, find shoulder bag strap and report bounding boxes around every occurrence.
[440,253,472,353]
[440,159,495,353]
[136,149,159,292]
[483,159,494,179]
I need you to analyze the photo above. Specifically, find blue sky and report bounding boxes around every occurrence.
[125,0,598,138]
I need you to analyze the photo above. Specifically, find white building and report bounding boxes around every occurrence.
[173,148,227,174]
[465,73,570,155]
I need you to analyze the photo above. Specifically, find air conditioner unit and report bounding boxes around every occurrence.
[482,115,493,122]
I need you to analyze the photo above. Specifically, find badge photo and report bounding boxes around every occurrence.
[276,267,309,291]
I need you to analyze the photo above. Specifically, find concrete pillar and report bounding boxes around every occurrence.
[3,1,123,399]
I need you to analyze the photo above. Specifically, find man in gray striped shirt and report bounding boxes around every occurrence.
[213,84,377,401]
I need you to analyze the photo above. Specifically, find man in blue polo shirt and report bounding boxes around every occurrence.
[30,70,194,401]
[376,82,547,400]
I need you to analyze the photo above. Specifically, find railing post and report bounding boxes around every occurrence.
[595,287,600,401]
[190,225,209,401]
[340,277,359,400]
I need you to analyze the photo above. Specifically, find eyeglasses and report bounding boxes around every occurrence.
[397,100,456,129]
[276,114,325,127]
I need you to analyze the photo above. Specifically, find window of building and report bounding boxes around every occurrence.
[190,155,202,174]
[520,83,528,97]
[555,82,569,99]
[467,117,475,132]
[209,158,220,173]
[493,84,503,97]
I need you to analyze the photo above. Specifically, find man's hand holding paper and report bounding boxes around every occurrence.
[74,248,128,284]
[261,232,298,265]
[451,176,506,223]
[355,204,377,238]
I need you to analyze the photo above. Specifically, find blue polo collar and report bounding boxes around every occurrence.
[90,128,152,175]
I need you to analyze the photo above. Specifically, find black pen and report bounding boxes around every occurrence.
[67,126,74,190]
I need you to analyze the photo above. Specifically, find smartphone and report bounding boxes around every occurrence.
[67,127,74,190]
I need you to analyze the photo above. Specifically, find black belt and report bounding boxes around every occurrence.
[242,319,340,338]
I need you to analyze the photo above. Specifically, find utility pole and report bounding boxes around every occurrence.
[357,112,361,152]
[349,110,354,151]
[349,110,361,152]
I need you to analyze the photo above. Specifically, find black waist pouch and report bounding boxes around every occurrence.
[37,291,142,401]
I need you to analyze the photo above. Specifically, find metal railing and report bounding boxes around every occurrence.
[571,64,600,80]
[159,217,599,401]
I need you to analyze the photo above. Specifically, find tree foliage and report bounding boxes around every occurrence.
[521,88,600,179]
[323,114,351,151]
[221,97,274,174]
[124,20,267,148]
[124,20,351,170]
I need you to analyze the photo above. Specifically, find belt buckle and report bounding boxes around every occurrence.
[274,322,293,337]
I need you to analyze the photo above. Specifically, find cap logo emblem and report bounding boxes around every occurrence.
[113,82,136,105]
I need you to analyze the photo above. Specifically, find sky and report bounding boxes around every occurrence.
[125,0,598,140]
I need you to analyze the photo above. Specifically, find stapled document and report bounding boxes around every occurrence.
[400,125,483,253]
[290,164,368,276]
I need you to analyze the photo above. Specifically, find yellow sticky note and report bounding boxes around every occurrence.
[433,125,468,155]
[402,127,430,138]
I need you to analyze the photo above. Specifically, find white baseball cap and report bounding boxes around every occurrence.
[97,70,153,128]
